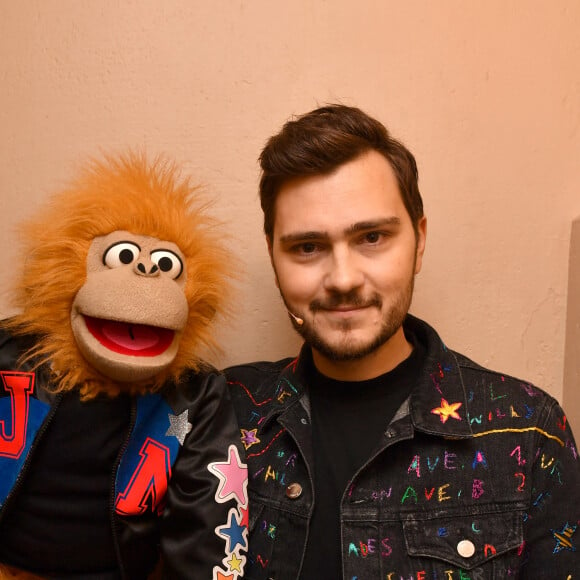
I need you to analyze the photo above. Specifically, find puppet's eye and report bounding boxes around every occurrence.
[103,242,141,268]
[151,250,183,279]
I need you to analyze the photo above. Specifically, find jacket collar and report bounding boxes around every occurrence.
[403,315,473,438]
[267,315,474,439]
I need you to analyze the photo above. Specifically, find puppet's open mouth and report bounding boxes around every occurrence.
[83,316,175,357]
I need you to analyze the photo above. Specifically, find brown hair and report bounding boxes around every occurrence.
[259,104,424,239]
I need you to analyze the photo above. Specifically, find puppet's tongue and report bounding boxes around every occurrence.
[84,316,174,356]
[103,322,160,350]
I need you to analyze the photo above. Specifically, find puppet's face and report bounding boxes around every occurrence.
[71,230,189,383]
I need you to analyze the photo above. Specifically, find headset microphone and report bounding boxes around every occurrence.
[288,311,304,326]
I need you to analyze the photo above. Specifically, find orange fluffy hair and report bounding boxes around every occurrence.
[7,152,231,399]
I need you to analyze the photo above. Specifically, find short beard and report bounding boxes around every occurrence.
[283,276,414,362]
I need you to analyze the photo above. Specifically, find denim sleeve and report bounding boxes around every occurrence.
[522,397,580,578]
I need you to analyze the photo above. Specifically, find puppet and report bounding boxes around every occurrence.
[0,153,248,579]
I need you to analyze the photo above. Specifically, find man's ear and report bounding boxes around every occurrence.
[266,235,279,289]
[414,216,427,275]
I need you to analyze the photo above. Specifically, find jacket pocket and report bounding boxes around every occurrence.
[245,493,308,580]
[248,496,265,533]
[402,508,524,570]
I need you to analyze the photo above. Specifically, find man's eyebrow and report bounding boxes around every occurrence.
[279,231,328,244]
[347,217,401,234]
[278,218,402,245]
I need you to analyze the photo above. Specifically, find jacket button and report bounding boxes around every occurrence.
[457,539,475,558]
[286,482,303,499]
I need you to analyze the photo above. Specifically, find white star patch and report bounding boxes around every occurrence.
[166,410,192,445]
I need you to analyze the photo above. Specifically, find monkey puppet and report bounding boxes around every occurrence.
[0,153,248,580]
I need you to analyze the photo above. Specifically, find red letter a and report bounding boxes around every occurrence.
[115,437,171,515]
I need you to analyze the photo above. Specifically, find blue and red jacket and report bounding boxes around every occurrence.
[0,327,248,579]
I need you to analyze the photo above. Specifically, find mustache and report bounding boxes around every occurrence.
[310,291,382,312]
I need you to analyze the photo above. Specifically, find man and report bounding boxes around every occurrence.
[226,105,579,579]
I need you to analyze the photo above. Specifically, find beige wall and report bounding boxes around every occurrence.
[564,218,580,432]
[1,2,579,411]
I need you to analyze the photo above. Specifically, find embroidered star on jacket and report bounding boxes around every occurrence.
[431,398,463,423]
[240,428,260,449]
[551,521,577,553]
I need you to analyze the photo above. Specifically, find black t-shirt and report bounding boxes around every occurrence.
[300,337,425,579]
[0,390,130,577]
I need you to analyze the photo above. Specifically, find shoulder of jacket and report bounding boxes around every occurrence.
[224,358,295,383]
[0,324,37,368]
[224,358,298,406]
[450,348,557,414]
[162,366,226,401]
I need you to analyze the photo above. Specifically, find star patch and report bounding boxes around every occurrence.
[238,505,249,528]
[226,550,245,573]
[216,507,248,553]
[431,398,463,423]
[551,522,577,553]
[213,569,235,580]
[165,410,192,445]
[208,444,248,506]
[240,428,260,450]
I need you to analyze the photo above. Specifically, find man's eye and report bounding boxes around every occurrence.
[300,243,318,254]
[362,232,383,244]
[289,242,320,255]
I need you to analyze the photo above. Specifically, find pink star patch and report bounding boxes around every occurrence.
[208,445,248,506]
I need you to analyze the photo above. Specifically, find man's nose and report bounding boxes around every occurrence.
[323,247,364,293]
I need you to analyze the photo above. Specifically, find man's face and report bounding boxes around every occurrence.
[268,150,426,370]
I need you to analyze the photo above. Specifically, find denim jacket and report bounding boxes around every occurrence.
[226,315,580,579]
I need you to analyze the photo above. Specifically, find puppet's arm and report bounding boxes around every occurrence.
[160,371,248,580]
